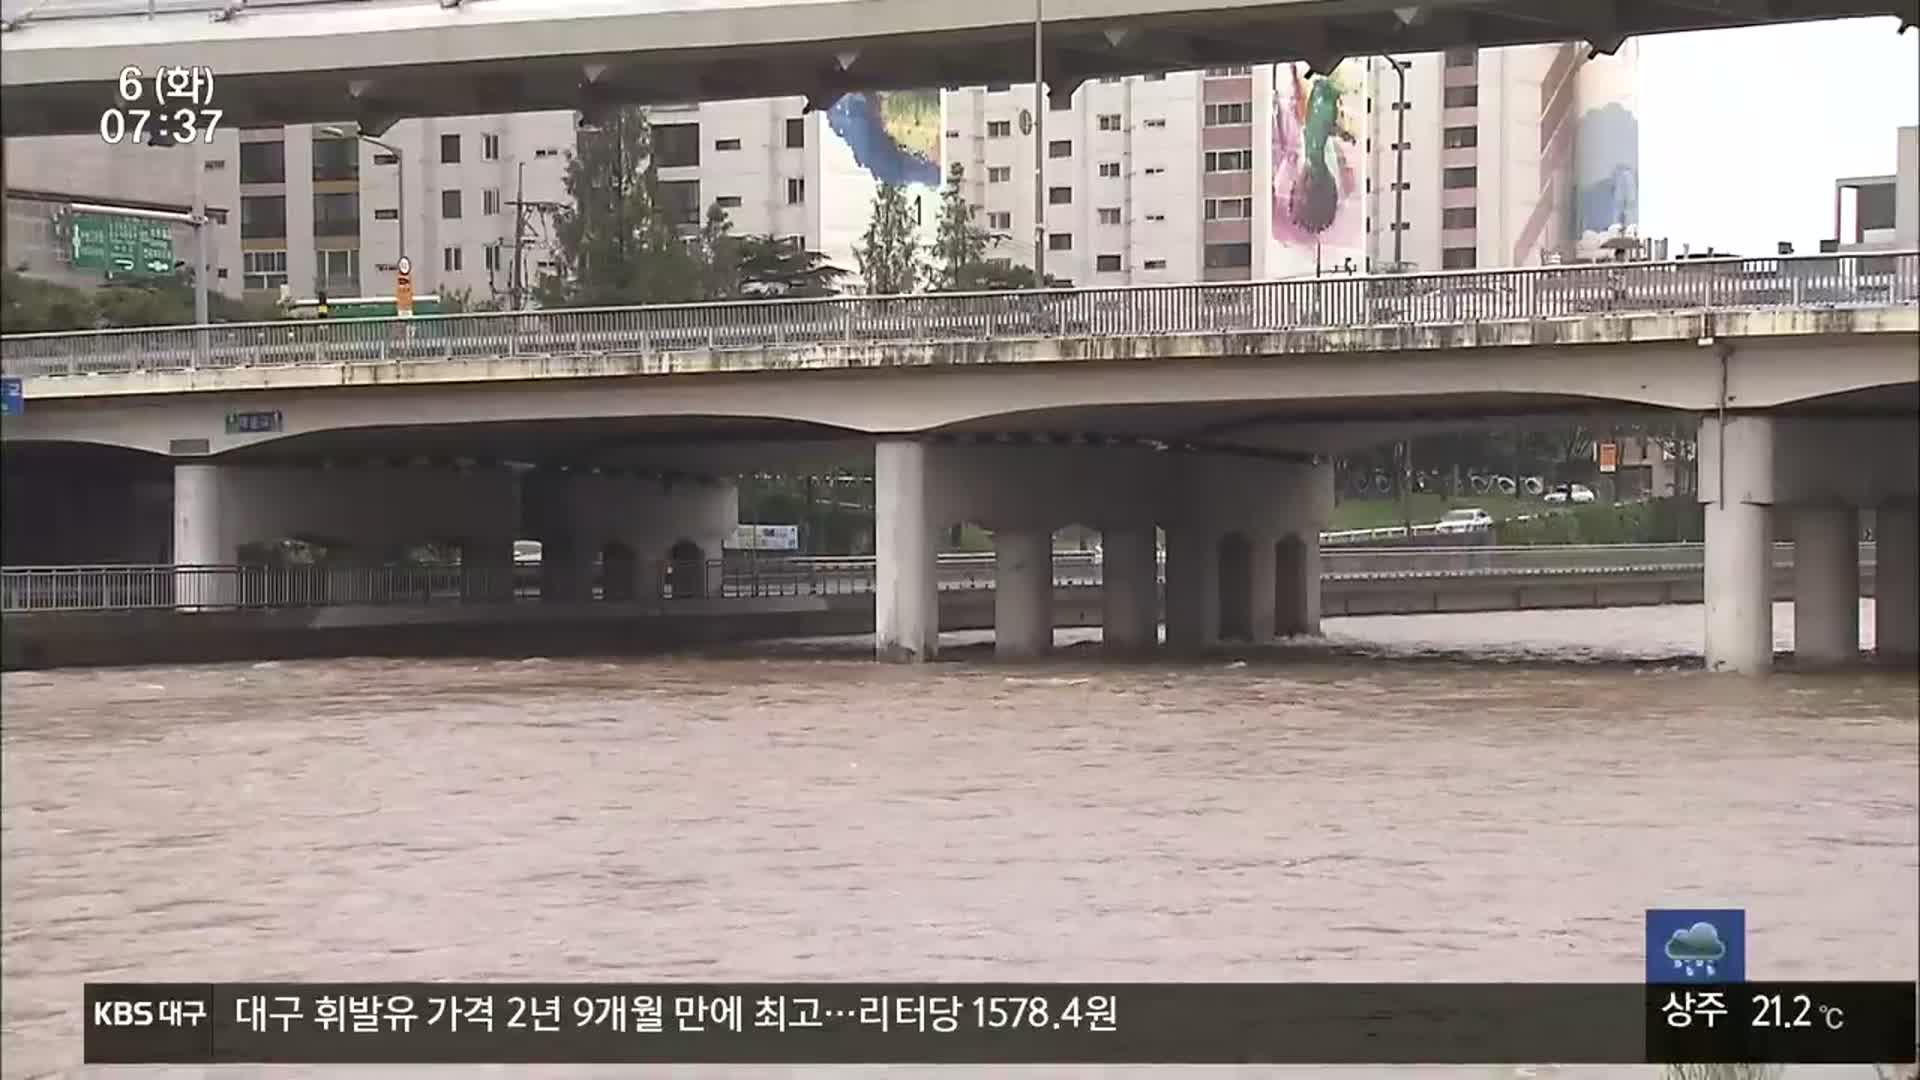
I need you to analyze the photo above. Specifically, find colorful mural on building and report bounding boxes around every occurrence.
[819,89,944,287]
[1269,61,1367,277]
[1570,46,1640,257]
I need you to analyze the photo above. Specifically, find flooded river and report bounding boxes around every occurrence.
[3,602,1915,1079]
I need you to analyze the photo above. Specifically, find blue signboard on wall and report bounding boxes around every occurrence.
[0,377,22,417]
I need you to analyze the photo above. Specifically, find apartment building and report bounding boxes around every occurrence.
[232,112,575,304]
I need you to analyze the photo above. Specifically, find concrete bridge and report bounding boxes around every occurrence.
[2,0,1910,136]
[2,254,1917,672]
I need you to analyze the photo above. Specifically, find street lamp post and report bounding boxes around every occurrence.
[320,125,406,273]
[1383,55,1409,271]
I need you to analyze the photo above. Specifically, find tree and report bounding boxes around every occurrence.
[1,269,281,333]
[927,164,994,292]
[854,181,919,295]
[730,234,848,299]
[534,107,723,308]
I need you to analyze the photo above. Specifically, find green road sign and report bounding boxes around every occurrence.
[69,212,175,278]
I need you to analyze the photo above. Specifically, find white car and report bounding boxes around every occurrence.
[1434,508,1494,534]
[1544,483,1596,505]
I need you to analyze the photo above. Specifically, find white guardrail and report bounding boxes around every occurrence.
[2,252,1914,378]
[0,543,1876,614]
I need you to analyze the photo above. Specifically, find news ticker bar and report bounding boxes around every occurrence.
[85,982,1916,1065]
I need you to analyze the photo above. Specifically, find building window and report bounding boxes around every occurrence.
[1098,161,1121,178]
[443,245,463,272]
[988,166,1011,183]
[1048,139,1072,158]
[441,189,463,218]
[652,123,700,168]
[374,208,399,221]
[204,157,227,171]
[1203,242,1252,268]
[1143,258,1166,269]
[1205,65,1252,76]
[313,192,359,236]
[1145,212,1166,221]
[715,137,742,151]
[1204,102,1250,126]
[242,248,287,290]
[1443,167,1478,189]
[1442,246,1477,268]
[484,244,502,272]
[238,140,286,184]
[535,147,559,158]
[1097,113,1122,131]
[786,118,805,148]
[1142,118,1166,128]
[1143,167,1165,176]
[436,132,459,164]
[1096,254,1122,272]
[311,137,358,182]
[659,179,701,225]
[1444,48,1477,68]
[1097,207,1121,225]
[482,133,501,160]
[1204,149,1252,172]
[315,247,358,290]
[1047,232,1072,251]
[716,195,743,208]
[1048,186,1072,205]
[1444,126,1478,149]
[988,120,1012,138]
[987,211,1012,230]
[373,152,399,166]
[482,188,501,215]
[1204,196,1253,220]
[1099,76,1121,84]
[240,195,286,239]
[1442,206,1478,229]
[787,177,805,204]
[1444,85,1478,108]
[1856,183,1897,231]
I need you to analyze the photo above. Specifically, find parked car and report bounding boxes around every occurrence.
[1544,483,1596,505]
[1434,508,1494,535]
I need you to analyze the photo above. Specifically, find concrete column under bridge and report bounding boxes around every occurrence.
[875,440,938,662]
[1876,498,1919,662]
[992,527,1053,660]
[1791,503,1860,666]
[1699,414,1777,674]
[1099,524,1159,655]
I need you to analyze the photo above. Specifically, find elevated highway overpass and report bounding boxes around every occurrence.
[3,253,1916,672]
[2,0,1915,136]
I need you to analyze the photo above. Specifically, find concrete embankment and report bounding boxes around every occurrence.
[1,563,1875,671]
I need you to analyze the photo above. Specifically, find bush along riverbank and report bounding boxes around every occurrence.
[1496,498,1705,545]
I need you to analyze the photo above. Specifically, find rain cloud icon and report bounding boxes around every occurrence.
[1665,921,1727,977]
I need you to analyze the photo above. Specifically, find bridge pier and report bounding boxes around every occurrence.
[875,440,938,663]
[993,527,1053,659]
[1791,503,1860,665]
[1699,414,1776,674]
[1876,498,1919,663]
[1100,525,1160,655]
[1163,526,1219,654]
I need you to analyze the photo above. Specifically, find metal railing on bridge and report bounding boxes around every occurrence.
[2,542,1874,615]
[3,252,1913,379]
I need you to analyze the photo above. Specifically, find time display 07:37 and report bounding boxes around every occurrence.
[100,107,222,145]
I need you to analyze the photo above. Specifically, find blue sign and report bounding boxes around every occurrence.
[1647,908,1745,983]
[1,377,21,417]
[225,410,283,435]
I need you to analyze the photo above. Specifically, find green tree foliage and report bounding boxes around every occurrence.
[534,108,730,307]
[926,164,992,291]
[854,181,920,295]
[730,234,848,299]
[1,270,282,333]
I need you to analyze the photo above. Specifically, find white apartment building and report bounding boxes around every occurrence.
[1831,124,1919,253]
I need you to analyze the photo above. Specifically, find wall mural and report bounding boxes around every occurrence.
[1269,60,1366,277]
[820,90,943,283]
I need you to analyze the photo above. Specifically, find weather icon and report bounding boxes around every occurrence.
[1664,921,1727,976]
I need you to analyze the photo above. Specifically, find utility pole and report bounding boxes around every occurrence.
[1032,0,1046,285]
[510,162,528,309]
